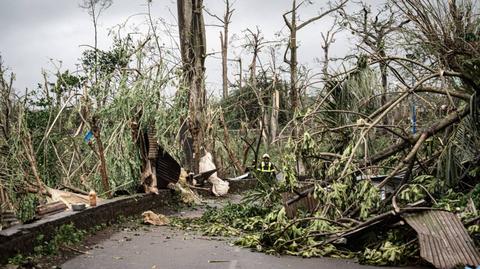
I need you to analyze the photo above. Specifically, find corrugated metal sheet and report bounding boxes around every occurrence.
[155,146,181,189]
[403,210,480,269]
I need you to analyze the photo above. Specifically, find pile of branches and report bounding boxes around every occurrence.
[172,172,479,265]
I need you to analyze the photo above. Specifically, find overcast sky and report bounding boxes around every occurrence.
[0,0,362,95]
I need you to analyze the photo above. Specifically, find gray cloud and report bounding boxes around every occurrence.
[0,0,358,94]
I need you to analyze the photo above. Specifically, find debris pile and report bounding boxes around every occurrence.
[172,173,480,267]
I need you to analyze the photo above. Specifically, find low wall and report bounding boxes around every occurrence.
[0,190,175,264]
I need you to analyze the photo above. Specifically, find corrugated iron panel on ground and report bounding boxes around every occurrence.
[403,210,480,269]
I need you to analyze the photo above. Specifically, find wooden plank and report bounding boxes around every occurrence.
[36,201,68,216]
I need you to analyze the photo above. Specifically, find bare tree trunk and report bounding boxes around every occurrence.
[23,133,47,195]
[249,47,258,89]
[288,0,299,122]
[177,0,207,173]
[237,58,243,90]
[270,77,280,143]
[262,103,269,146]
[283,0,346,176]
[379,50,388,107]
[205,0,233,99]
[221,0,232,99]
[91,115,110,197]
[321,20,340,80]
[221,31,228,98]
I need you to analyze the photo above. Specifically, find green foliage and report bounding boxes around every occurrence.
[356,180,380,220]
[203,223,240,237]
[280,139,300,192]
[81,36,130,77]
[467,223,480,247]
[235,234,262,250]
[399,175,444,204]
[437,115,480,187]
[242,173,281,207]
[311,177,380,221]
[17,193,39,223]
[8,254,34,266]
[359,228,418,266]
[201,203,270,235]
[361,241,407,266]
[220,74,289,129]
[172,202,271,238]
[33,223,86,256]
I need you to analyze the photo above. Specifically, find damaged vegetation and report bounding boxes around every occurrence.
[1,0,480,267]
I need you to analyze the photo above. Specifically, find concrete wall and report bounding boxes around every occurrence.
[0,191,175,264]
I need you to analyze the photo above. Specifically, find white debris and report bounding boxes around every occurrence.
[199,151,229,196]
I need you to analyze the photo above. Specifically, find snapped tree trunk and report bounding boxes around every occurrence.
[270,76,280,143]
[177,0,207,173]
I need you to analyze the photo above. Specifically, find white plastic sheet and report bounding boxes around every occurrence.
[199,151,229,196]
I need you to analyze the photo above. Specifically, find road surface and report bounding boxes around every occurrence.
[61,205,424,269]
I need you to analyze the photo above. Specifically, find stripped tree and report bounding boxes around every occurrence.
[205,0,235,99]
[177,0,207,173]
[283,0,347,129]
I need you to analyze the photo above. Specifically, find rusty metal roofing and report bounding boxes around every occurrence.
[403,210,480,269]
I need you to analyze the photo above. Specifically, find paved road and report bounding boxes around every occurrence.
[62,223,422,269]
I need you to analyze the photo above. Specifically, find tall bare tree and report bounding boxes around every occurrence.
[341,3,410,106]
[244,28,271,145]
[320,18,342,80]
[177,0,207,173]
[79,0,112,82]
[283,0,347,134]
[269,48,281,143]
[205,0,235,99]
[245,27,265,90]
